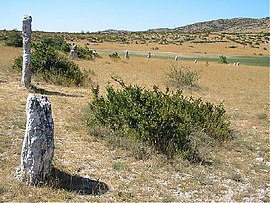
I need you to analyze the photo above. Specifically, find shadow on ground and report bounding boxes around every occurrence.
[30,85,84,98]
[50,167,109,195]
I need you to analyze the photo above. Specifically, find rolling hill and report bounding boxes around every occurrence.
[173,17,270,33]
[148,17,270,33]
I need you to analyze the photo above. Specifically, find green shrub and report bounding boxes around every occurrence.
[13,42,86,86]
[166,65,200,88]
[77,46,94,60]
[4,29,22,47]
[38,35,70,52]
[109,52,120,58]
[86,77,233,161]
[0,184,5,194]
[220,55,228,64]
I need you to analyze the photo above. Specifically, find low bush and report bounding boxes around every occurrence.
[85,77,233,161]
[77,46,95,60]
[220,55,229,64]
[38,35,70,52]
[13,42,87,86]
[3,29,23,47]
[109,52,120,58]
[166,65,200,88]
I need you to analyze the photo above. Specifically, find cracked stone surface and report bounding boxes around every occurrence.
[16,94,54,185]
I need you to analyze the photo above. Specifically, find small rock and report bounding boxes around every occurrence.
[252,126,257,130]
[256,157,264,162]
[84,175,91,179]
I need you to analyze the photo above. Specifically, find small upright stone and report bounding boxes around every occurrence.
[69,43,78,59]
[21,15,32,89]
[16,94,54,185]
[125,50,129,59]
[147,51,151,59]
[92,50,97,59]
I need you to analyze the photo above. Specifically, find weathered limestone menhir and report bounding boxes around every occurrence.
[69,43,78,59]
[147,51,151,59]
[125,50,129,59]
[16,94,54,185]
[21,15,32,89]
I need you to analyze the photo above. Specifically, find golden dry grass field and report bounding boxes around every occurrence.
[78,40,269,56]
[0,40,269,202]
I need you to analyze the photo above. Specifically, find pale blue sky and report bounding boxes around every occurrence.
[0,0,269,32]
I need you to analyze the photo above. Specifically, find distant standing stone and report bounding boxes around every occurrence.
[147,51,151,59]
[175,56,179,61]
[16,94,54,185]
[21,15,32,89]
[69,43,78,59]
[92,50,97,59]
[125,50,129,59]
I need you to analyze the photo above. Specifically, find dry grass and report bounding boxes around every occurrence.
[0,41,269,202]
[78,40,269,56]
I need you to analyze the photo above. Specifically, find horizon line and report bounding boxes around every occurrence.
[1,16,269,34]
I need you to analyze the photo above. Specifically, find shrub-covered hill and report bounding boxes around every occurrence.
[148,17,270,33]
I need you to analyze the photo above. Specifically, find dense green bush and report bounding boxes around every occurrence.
[77,46,95,60]
[86,77,233,161]
[166,65,200,88]
[13,42,85,86]
[38,35,70,52]
[220,55,228,64]
[38,35,99,60]
[3,29,23,47]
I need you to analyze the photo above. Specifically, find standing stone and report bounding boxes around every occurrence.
[125,50,129,59]
[21,15,32,89]
[16,94,54,185]
[92,50,97,59]
[69,43,78,59]
[147,51,151,59]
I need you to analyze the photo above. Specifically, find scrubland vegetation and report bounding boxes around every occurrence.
[0,27,269,202]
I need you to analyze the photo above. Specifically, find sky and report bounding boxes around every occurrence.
[0,0,269,32]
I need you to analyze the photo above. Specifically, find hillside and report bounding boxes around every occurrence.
[148,17,270,33]
[175,17,270,33]
[99,29,129,34]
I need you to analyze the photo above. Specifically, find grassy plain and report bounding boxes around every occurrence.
[77,39,269,66]
[80,41,269,56]
[0,39,269,202]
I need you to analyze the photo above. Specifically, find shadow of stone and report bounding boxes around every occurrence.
[30,85,84,98]
[50,167,109,195]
